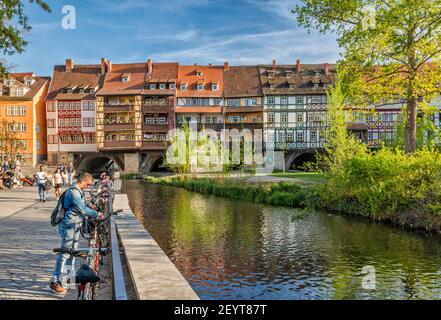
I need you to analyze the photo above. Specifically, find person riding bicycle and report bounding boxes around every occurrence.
[50,172,104,295]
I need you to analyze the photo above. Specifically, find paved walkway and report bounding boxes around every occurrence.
[0,187,111,300]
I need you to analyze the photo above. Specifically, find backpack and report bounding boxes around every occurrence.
[50,187,74,226]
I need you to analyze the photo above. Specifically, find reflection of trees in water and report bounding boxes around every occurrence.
[124,180,441,299]
[318,214,441,299]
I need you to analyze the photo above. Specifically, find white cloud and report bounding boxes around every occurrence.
[84,0,211,12]
[174,30,198,42]
[151,29,340,65]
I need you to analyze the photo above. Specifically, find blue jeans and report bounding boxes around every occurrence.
[37,183,46,200]
[67,173,73,186]
[51,221,80,283]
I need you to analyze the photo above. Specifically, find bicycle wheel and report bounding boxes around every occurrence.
[78,283,91,300]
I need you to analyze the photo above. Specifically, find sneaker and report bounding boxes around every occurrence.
[50,282,66,295]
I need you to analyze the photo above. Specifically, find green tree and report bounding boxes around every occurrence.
[0,119,26,162]
[0,0,51,76]
[295,0,441,153]
[322,75,367,171]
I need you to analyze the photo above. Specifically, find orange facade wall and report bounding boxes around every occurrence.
[0,80,49,166]
[34,81,49,158]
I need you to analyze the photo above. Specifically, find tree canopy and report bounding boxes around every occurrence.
[295,0,441,153]
[0,0,51,76]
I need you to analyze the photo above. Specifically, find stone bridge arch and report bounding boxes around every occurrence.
[74,153,125,174]
[285,149,320,171]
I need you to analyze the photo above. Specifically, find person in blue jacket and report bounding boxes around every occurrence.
[50,172,104,294]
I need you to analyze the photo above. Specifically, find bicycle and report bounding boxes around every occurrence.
[53,246,110,300]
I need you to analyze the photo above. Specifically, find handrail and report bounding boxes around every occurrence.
[107,192,128,300]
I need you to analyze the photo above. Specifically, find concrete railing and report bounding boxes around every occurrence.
[106,192,128,300]
[112,194,199,300]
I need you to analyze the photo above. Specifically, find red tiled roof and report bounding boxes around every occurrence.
[0,74,49,101]
[47,64,103,100]
[224,66,263,97]
[146,62,178,83]
[177,65,223,97]
[10,72,35,78]
[98,63,146,95]
[259,63,336,95]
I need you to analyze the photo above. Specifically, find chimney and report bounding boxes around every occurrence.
[272,59,276,71]
[224,62,229,71]
[296,59,301,73]
[147,59,153,74]
[106,60,112,73]
[66,59,74,72]
[324,63,329,76]
[100,58,107,75]
[208,63,212,67]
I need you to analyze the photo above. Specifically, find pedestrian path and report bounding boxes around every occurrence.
[0,187,111,300]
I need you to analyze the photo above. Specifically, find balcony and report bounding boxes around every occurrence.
[225,123,264,131]
[102,140,138,150]
[104,123,136,131]
[142,141,167,150]
[347,122,368,130]
[175,106,222,113]
[143,99,168,107]
[142,105,170,113]
[176,122,224,131]
[224,105,263,113]
[103,104,135,113]
[143,124,169,132]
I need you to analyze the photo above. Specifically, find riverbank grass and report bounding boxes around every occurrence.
[146,176,312,209]
[269,172,326,184]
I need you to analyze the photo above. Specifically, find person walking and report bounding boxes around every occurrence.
[15,158,21,171]
[3,160,9,172]
[60,162,67,185]
[67,162,75,186]
[50,172,103,294]
[0,166,4,190]
[35,165,48,202]
[53,168,63,200]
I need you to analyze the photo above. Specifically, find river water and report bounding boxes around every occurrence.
[123,180,441,300]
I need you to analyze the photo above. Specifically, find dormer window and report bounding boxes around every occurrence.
[66,88,73,94]
[313,83,319,88]
[159,83,166,90]
[267,71,274,78]
[24,78,34,86]
[122,77,129,83]
[212,83,219,91]
[169,83,176,90]
[181,84,187,91]
[149,84,156,90]
[197,84,204,91]
[315,71,321,77]
[286,71,293,77]
[196,71,203,77]
[79,88,85,94]
[89,88,95,94]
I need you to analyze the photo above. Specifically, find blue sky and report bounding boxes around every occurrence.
[6,0,340,75]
